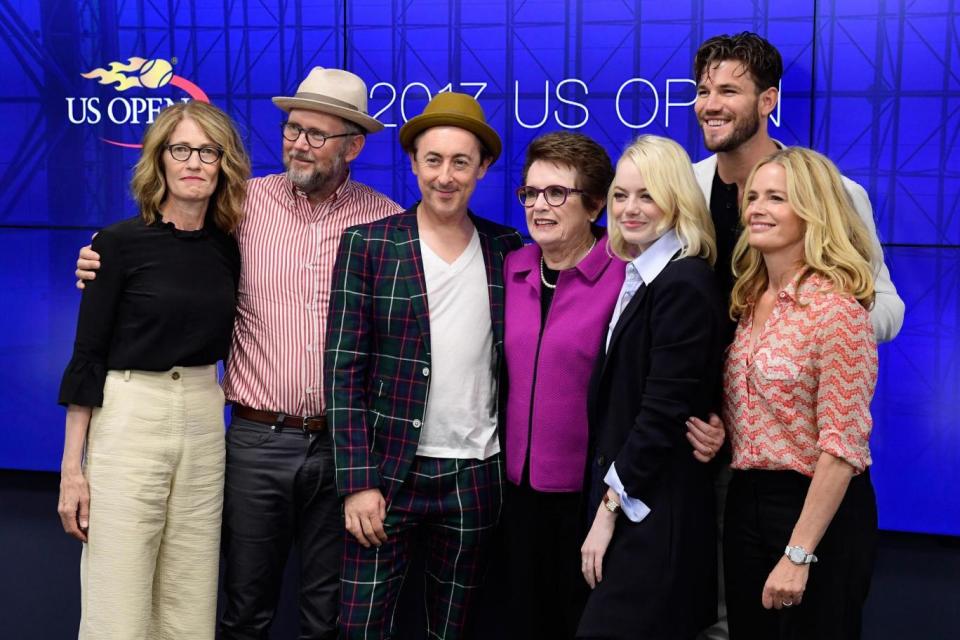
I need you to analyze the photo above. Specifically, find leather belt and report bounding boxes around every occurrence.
[233,404,327,432]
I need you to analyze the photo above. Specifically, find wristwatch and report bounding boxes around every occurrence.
[784,545,818,565]
[602,494,621,514]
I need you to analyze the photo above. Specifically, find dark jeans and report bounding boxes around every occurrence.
[500,480,588,640]
[218,417,342,640]
[724,469,877,640]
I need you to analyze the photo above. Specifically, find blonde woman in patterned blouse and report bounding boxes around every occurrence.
[722,147,879,640]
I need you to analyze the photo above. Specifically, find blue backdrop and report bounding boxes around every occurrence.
[0,0,956,536]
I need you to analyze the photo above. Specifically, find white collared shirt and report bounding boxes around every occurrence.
[605,230,684,351]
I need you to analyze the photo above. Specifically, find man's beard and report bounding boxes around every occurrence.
[285,148,345,193]
[702,107,761,153]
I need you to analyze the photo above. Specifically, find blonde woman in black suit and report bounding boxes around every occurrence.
[578,135,725,640]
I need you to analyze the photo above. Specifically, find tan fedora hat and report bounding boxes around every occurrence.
[398,92,501,164]
[272,67,384,133]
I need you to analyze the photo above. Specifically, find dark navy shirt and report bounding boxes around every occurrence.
[709,170,741,305]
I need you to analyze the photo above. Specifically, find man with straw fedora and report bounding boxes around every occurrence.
[75,67,402,640]
[325,92,523,639]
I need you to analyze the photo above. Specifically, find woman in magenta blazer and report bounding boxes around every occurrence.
[501,132,621,640]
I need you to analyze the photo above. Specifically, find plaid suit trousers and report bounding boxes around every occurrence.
[339,455,504,640]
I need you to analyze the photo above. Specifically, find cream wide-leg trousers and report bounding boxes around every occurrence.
[79,366,225,640]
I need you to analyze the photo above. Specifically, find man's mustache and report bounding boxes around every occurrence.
[288,152,314,163]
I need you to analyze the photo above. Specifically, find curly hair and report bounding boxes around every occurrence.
[521,131,614,214]
[607,135,716,265]
[694,32,783,92]
[131,101,250,233]
[729,147,877,317]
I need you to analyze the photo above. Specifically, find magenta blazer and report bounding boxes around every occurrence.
[503,234,625,492]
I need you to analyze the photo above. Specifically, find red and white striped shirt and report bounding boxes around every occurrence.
[722,271,878,476]
[222,173,402,415]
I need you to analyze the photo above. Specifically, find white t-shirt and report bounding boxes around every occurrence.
[416,230,499,459]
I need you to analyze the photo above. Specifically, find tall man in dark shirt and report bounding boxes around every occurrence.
[690,32,903,339]
[687,32,905,640]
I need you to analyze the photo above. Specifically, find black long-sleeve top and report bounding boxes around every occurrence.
[58,215,241,407]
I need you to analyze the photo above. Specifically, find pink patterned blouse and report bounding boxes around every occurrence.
[722,271,878,476]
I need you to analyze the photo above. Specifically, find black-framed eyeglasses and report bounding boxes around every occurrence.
[516,185,585,207]
[281,122,355,148]
[164,144,223,164]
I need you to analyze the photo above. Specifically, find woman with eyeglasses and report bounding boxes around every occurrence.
[57,101,249,639]
[499,132,620,639]
[576,135,725,640]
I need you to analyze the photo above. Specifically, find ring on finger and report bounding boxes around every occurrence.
[782,600,793,607]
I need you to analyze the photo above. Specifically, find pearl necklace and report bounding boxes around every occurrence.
[540,236,597,290]
[540,256,558,289]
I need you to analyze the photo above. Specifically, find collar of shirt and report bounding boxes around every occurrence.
[744,267,830,324]
[606,230,683,351]
[625,228,683,287]
[710,137,786,200]
[283,170,356,219]
[785,268,834,306]
[779,267,808,304]
[711,169,738,194]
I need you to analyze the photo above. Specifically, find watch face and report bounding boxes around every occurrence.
[788,547,805,563]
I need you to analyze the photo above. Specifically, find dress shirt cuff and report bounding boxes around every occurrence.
[604,463,651,523]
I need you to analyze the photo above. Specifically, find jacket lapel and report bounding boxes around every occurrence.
[474,215,508,347]
[393,209,432,351]
[694,155,717,206]
[602,282,648,378]
[605,246,683,362]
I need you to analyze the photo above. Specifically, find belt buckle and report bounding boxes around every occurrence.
[300,415,310,432]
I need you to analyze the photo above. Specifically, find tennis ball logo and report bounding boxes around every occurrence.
[138,59,174,89]
[80,57,179,91]
[76,56,211,148]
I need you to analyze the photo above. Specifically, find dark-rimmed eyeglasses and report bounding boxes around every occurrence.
[281,122,355,149]
[516,185,585,207]
[165,144,224,164]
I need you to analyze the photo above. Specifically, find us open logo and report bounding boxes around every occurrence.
[65,57,210,148]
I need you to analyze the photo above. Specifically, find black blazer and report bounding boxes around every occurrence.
[577,254,725,640]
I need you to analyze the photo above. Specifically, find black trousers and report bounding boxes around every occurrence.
[724,469,877,640]
[499,479,588,640]
[218,416,342,640]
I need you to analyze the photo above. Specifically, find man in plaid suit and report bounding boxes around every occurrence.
[325,92,523,639]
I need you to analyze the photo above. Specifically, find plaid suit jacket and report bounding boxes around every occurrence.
[325,206,523,502]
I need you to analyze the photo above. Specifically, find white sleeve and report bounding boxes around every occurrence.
[843,177,905,343]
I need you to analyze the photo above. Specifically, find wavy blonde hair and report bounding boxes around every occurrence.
[131,101,250,233]
[607,135,716,265]
[729,147,877,318]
